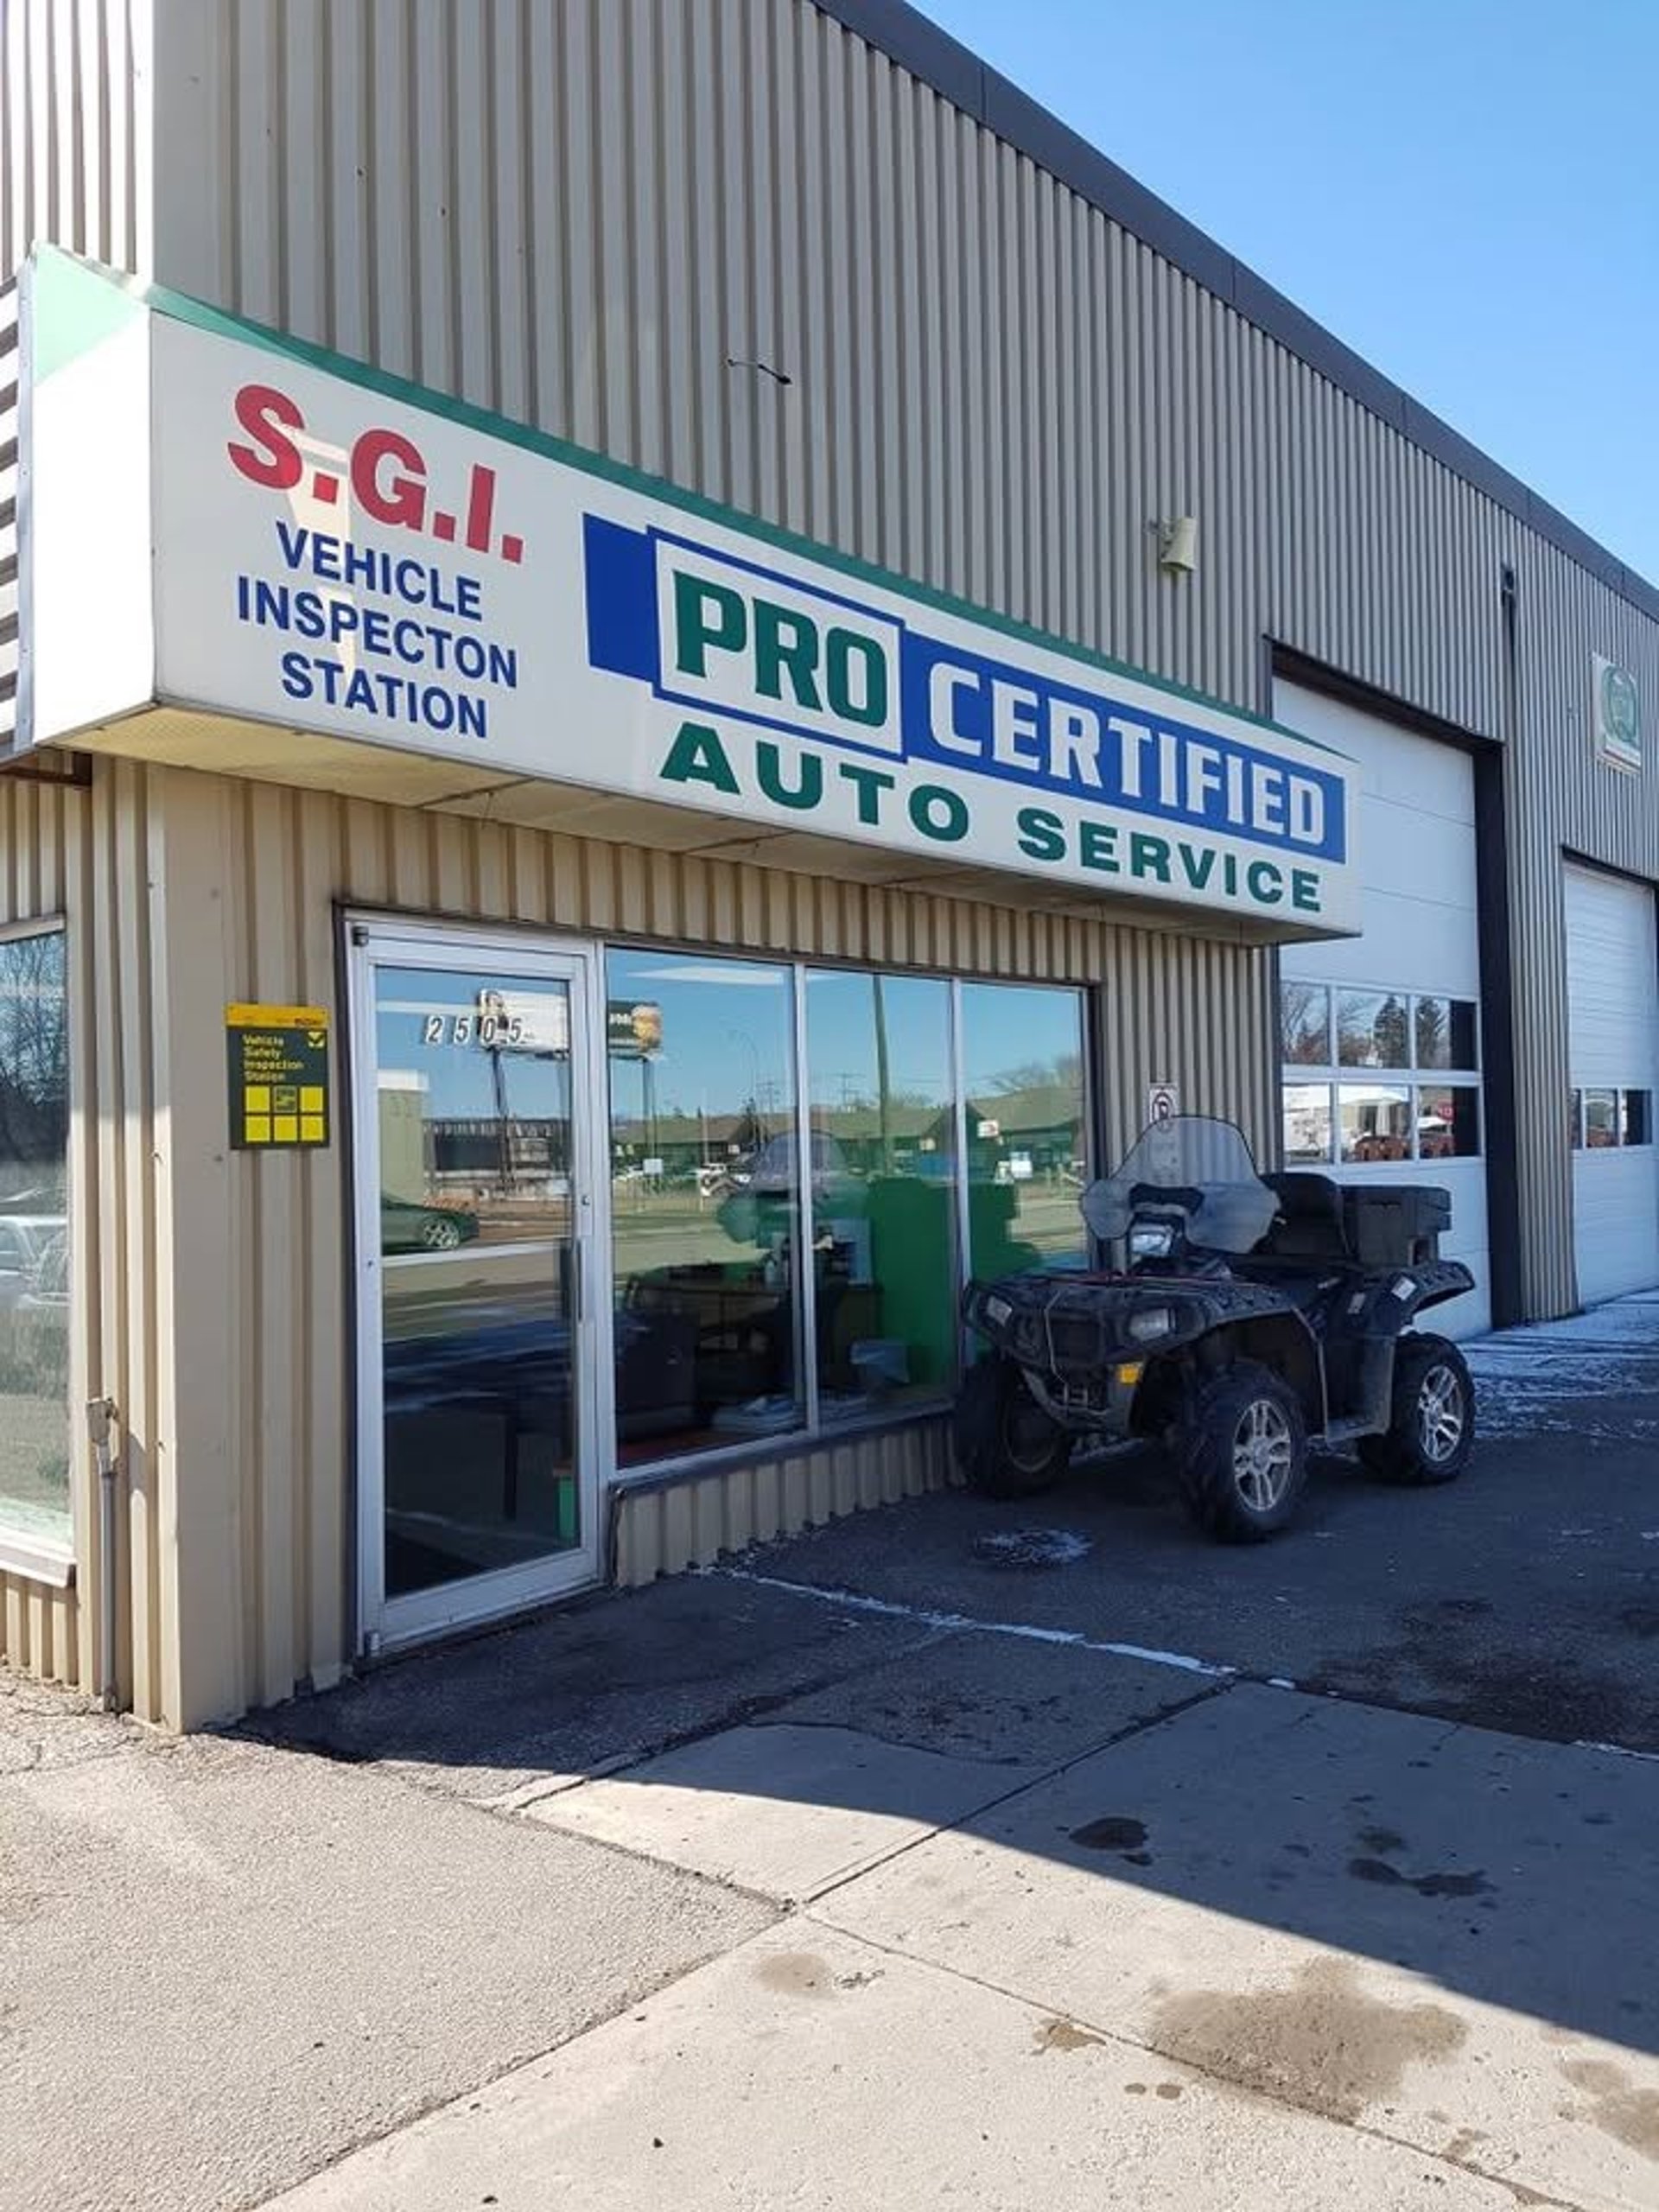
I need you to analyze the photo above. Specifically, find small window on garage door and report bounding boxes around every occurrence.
[1280,980,1481,1167]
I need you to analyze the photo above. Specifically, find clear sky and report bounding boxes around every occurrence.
[916,0,1659,586]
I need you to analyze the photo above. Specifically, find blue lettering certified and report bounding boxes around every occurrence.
[582,513,1345,863]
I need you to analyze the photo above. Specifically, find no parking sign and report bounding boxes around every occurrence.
[1147,1082,1179,1128]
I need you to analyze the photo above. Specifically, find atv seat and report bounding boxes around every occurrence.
[1260,1173,1351,1264]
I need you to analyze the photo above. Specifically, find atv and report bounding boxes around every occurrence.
[956,1114,1476,1541]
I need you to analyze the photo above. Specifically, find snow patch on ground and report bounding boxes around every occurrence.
[971,1528,1094,1571]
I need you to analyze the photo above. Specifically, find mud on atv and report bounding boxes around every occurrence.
[956,1115,1476,1541]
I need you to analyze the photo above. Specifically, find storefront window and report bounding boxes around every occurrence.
[0,929,71,1548]
[1623,1090,1652,1147]
[1282,1082,1333,1164]
[607,950,801,1461]
[961,982,1088,1275]
[806,972,956,1416]
[602,956,1089,1465]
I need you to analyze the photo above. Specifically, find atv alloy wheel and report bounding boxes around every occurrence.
[1358,1332,1474,1486]
[1179,1359,1308,1541]
[953,1357,1071,1499]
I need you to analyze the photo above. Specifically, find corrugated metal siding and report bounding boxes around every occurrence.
[0,757,1271,1723]
[144,0,1522,739]
[6,0,1659,1712]
[614,1418,955,1588]
[0,0,151,283]
[136,0,1659,1320]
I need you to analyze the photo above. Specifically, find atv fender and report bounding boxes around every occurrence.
[1137,1310,1326,1440]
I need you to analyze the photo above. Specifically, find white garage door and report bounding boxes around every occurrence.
[1565,862,1659,1307]
[1273,681,1489,1338]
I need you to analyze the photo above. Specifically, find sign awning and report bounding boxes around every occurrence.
[18,248,1360,941]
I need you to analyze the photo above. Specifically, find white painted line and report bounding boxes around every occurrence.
[712,1567,1235,1680]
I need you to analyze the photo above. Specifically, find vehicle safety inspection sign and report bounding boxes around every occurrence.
[226,1003,331,1149]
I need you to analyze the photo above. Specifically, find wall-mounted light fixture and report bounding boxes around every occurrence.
[1157,515,1198,575]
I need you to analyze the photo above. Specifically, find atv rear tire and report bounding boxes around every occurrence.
[1358,1332,1473,1486]
[953,1357,1071,1499]
[1179,1360,1308,1542]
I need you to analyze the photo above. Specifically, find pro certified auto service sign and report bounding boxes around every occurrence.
[32,255,1359,933]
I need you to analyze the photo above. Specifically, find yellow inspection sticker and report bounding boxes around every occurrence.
[226,1004,331,1151]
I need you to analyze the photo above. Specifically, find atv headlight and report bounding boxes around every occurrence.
[1129,1224,1174,1260]
[1127,1305,1175,1343]
[985,1294,1014,1328]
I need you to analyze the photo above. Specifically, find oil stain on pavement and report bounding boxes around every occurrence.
[1148,1957,1468,2124]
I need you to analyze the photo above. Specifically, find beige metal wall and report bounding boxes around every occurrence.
[131,0,1659,1316]
[5,0,1659,1716]
[1,0,151,281]
[0,754,1276,1724]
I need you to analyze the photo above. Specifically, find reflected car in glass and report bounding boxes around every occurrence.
[380,1193,482,1254]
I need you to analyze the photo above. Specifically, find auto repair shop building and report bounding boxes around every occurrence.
[0,0,1656,1729]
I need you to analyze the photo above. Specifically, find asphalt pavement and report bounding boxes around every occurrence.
[3,1292,1657,2210]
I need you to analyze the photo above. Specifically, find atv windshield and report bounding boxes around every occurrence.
[1082,1115,1276,1255]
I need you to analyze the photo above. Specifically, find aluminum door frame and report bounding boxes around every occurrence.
[346,912,613,1653]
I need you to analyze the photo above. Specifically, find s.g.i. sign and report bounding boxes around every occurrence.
[25,252,1359,934]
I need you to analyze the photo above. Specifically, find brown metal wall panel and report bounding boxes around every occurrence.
[10,758,1260,1718]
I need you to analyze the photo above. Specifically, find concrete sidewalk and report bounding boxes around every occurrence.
[5,1292,1659,2210]
[258,1680,1659,2212]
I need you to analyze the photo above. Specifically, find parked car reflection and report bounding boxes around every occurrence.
[380,1192,482,1254]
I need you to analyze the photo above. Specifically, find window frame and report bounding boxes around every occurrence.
[1278,974,1482,1169]
[601,938,1092,1482]
[0,917,75,1567]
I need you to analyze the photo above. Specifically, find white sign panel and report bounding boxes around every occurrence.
[1592,652,1642,773]
[25,255,1361,934]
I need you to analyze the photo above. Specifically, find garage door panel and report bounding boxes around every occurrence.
[1277,682,1473,822]
[1275,681,1488,1332]
[1353,800,1478,912]
[1565,864,1659,1305]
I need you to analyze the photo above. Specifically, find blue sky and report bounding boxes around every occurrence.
[918,0,1659,585]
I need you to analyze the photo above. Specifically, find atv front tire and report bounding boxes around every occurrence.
[953,1357,1071,1499]
[1179,1360,1308,1542]
[1358,1332,1473,1486]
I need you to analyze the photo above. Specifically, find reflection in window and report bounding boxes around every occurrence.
[1569,1090,1582,1150]
[1582,1089,1620,1149]
[1338,989,1410,1070]
[607,950,801,1461]
[1414,996,1478,1071]
[1416,1086,1480,1160]
[375,966,581,1599]
[806,972,956,1417]
[961,983,1087,1277]
[1281,982,1330,1066]
[0,929,71,1548]
[1282,1083,1333,1164]
[1623,1091,1652,1147]
[1339,1082,1411,1163]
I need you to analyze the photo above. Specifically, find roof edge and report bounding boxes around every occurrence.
[815,0,1659,628]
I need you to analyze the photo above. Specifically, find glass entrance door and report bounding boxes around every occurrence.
[350,923,606,1646]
